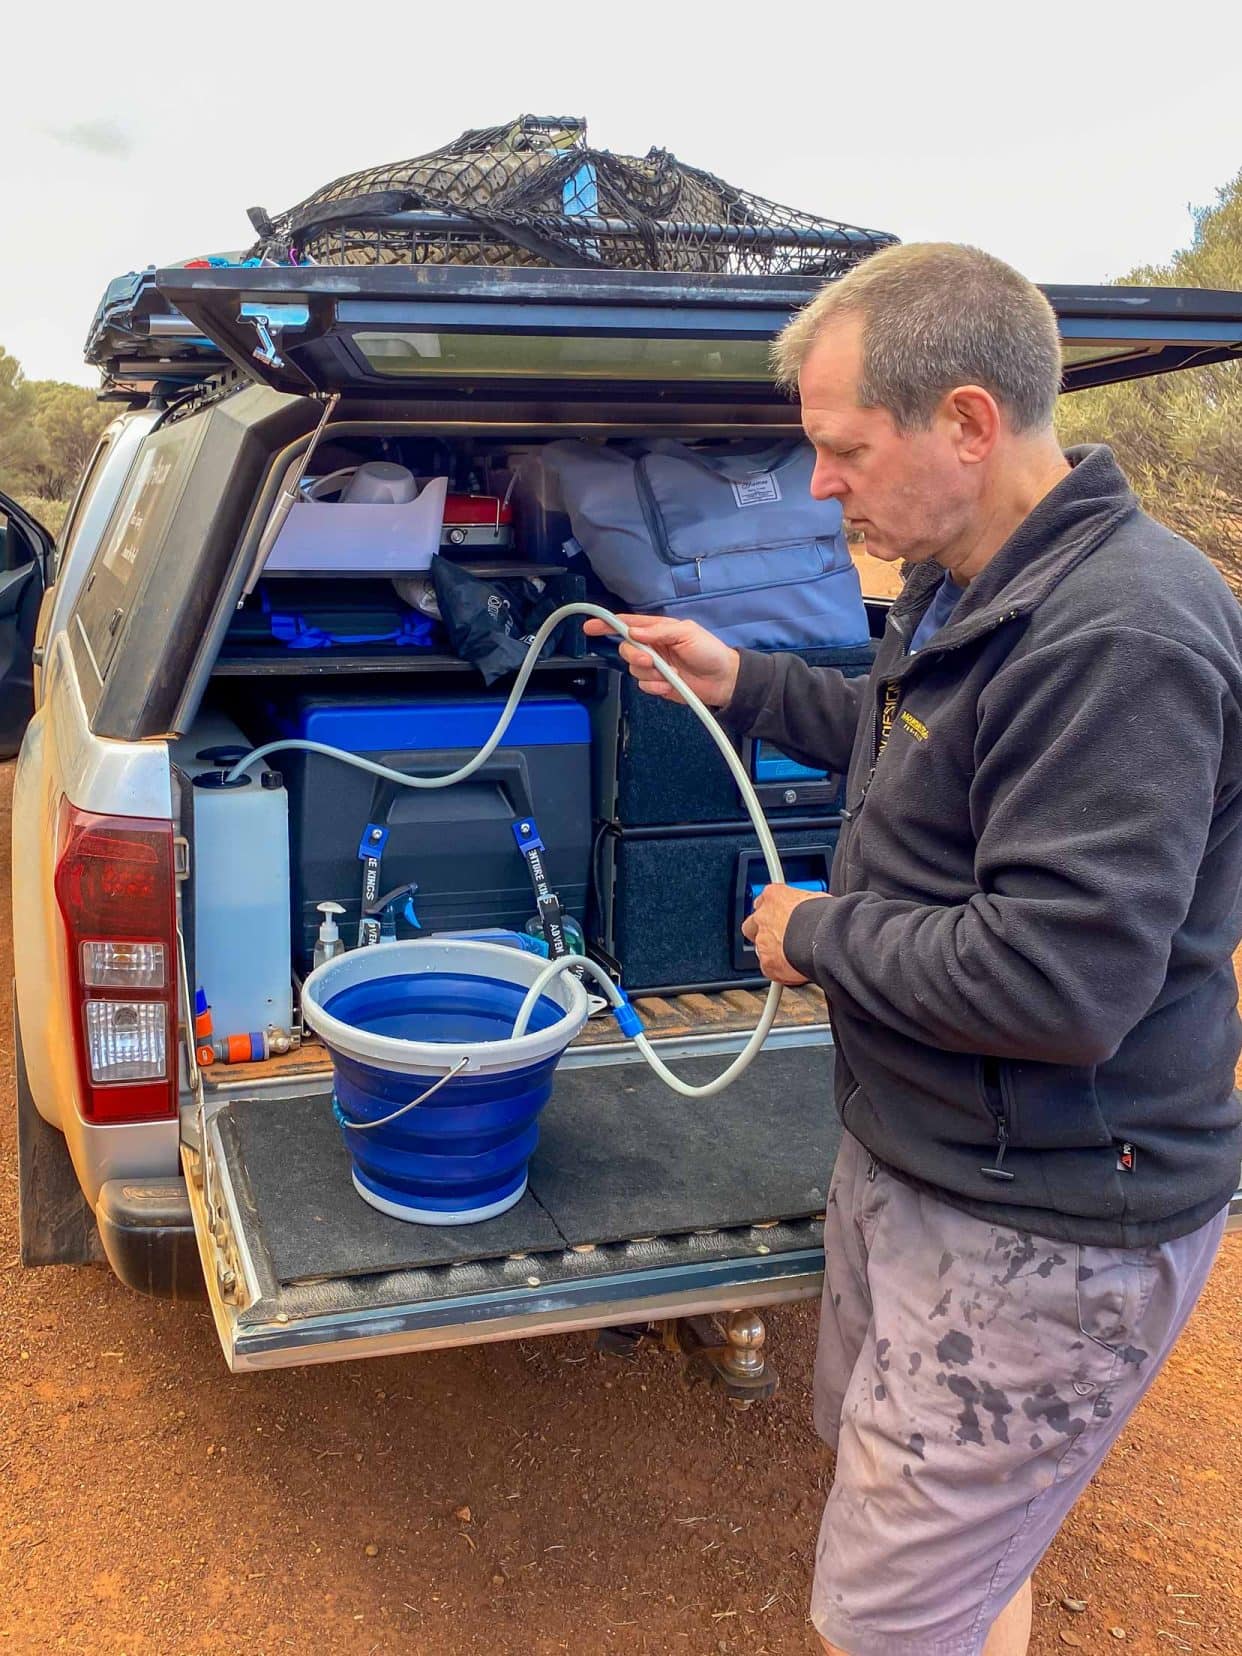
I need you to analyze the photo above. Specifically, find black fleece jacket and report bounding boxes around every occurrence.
[723,446,1242,1245]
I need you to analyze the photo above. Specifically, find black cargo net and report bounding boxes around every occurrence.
[244,115,898,276]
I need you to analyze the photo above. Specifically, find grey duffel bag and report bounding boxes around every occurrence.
[536,437,869,649]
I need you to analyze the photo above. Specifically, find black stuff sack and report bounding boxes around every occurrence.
[431,560,586,684]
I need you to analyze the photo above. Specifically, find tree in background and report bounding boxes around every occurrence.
[1056,168,1242,596]
[0,348,51,497]
[0,349,112,505]
[26,381,113,501]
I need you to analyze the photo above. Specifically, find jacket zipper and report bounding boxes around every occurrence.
[840,600,1026,829]
[979,1057,1016,1183]
[836,593,1031,902]
[842,675,902,826]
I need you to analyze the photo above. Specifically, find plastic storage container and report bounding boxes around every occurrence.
[264,476,449,575]
[190,768,293,1038]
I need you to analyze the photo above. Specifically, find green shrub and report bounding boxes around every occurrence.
[12,496,69,538]
[1055,169,1242,596]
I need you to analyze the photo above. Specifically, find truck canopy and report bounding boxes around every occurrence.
[148,264,1242,403]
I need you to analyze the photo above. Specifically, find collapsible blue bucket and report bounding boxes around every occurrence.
[301,940,590,1225]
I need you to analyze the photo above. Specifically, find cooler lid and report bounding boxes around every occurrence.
[294,694,590,750]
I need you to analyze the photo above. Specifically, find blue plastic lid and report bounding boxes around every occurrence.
[747,878,827,906]
[753,742,828,784]
[291,695,589,752]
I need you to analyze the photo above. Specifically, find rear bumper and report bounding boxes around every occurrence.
[222,1249,826,1373]
[95,1177,206,1301]
[98,1174,1240,1323]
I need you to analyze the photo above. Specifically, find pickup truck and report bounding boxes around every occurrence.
[8,261,1242,1378]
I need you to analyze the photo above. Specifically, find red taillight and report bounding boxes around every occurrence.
[54,801,178,1124]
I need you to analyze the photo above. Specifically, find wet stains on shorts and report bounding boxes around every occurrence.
[942,1375,1016,1446]
[935,1330,974,1367]
[808,1133,1227,1652]
[1021,1382,1086,1439]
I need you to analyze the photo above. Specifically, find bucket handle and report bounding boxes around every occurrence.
[335,1056,470,1131]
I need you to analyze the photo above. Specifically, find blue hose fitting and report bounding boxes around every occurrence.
[611,990,643,1040]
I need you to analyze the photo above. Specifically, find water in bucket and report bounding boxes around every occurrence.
[302,940,589,1225]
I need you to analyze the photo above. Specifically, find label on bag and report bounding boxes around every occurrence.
[732,472,782,508]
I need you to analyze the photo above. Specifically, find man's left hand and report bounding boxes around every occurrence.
[740,883,823,986]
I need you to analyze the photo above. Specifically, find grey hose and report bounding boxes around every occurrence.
[227,603,787,1097]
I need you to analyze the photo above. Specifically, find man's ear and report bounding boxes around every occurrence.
[944,384,1001,463]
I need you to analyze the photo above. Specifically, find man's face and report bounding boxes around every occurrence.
[797,317,983,567]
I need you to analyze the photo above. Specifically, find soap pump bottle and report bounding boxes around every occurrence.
[313,901,347,969]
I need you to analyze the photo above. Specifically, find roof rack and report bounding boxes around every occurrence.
[84,268,230,400]
[244,114,899,278]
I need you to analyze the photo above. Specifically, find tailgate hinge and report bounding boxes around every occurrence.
[238,302,309,370]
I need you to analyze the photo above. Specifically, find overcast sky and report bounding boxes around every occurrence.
[2,0,1239,386]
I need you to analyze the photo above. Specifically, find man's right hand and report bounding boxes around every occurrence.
[582,614,741,708]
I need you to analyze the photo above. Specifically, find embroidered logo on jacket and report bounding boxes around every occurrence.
[877,680,901,758]
[900,710,930,742]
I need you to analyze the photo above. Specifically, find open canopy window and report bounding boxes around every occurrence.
[350,328,775,382]
[152,265,1242,404]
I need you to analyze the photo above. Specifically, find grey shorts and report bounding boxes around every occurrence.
[811,1131,1227,1656]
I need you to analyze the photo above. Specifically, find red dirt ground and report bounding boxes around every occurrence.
[1,768,1237,1656]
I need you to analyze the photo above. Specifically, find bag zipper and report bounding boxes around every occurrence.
[641,437,801,484]
[635,461,676,565]
[651,558,849,609]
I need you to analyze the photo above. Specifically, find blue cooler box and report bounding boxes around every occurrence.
[269,694,593,971]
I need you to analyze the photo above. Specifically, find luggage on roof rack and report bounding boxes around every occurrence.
[243,114,898,277]
[83,268,232,400]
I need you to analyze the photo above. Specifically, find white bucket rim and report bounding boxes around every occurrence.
[301,938,590,1077]
[351,1169,527,1226]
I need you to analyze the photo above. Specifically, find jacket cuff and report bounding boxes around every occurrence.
[719,649,778,735]
[783,894,832,981]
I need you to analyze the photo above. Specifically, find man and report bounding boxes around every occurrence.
[585,243,1242,1656]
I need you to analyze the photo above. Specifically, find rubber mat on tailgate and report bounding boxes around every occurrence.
[226,1043,840,1286]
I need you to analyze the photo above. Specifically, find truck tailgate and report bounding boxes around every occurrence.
[188,1035,840,1371]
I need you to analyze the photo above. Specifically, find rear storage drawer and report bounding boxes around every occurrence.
[602,641,875,828]
[594,820,841,993]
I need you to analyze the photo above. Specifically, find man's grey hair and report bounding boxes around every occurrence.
[772,243,1062,434]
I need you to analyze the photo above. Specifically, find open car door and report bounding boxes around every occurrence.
[0,494,52,758]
